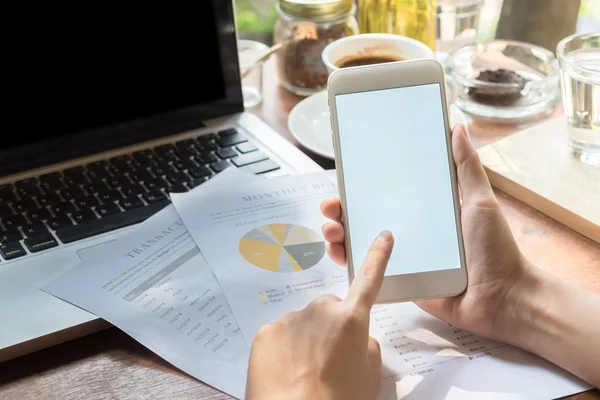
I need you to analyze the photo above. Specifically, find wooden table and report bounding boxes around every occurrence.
[0,59,598,399]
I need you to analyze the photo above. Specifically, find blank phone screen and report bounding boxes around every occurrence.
[335,83,461,276]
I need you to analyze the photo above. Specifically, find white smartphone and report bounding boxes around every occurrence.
[327,58,468,304]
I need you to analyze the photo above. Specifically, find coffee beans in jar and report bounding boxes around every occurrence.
[273,0,359,97]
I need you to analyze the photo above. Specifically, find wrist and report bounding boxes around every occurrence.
[493,260,575,354]
[492,259,552,349]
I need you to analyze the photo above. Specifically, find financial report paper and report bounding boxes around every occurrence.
[43,169,260,399]
[171,171,349,344]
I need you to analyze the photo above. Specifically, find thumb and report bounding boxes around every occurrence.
[451,124,497,208]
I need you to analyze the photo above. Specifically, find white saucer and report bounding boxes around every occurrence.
[288,90,468,160]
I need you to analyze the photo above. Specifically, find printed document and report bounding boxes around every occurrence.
[43,169,260,399]
[171,171,349,343]
[370,302,590,399]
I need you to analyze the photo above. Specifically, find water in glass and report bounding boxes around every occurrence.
[559,39,600,167]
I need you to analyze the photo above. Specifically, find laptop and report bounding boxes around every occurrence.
[0,1,321,362]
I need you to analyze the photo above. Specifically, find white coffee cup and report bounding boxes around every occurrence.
[321,33,456,104]
[321,33,435,74]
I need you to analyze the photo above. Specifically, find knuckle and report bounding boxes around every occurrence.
[456,147,480,171]
[473,197,498,211]
[310,294,341,309]
[255,323,276,340]
[368,337,381,355]
[341,307,363,330]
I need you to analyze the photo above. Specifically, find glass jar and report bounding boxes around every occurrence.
[357,0,436,51]
[273,0,359,97]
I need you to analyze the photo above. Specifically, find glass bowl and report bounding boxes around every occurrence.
[444,40,561,121]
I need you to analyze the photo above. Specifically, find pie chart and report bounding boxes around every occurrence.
[239,224,326,272]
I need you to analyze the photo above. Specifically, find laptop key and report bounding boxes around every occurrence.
[71,209,98,224]
[120,196,144,210]
[142,191,168,204]
[0,184,14,195]
[0,229,23,243]
[197,133,217,142]
[0,205,12,216]
[25,208,51,222]
[87,160,109,171]
[24,233,59,253]
[236,142,258,154]
[13,199,37,213]
[240,159,281,175]
[173,158,197,171]
[15,177,38,189]
[168,184,188,193]
[198,141,218,153]
[39,172,62,184]
[121,183,146,197]
[150,163,175,178]
[61,186,85,199]
[98,190,123,203]
[18,185,44,198]
[23,222,48,237]
[64,166,86,177]
[189,166,212,179]
[196,153,218,165]
[37,192,61,207]
[217,133,247,147]
[74,196,99,209]
[96,202,121,217]
[2,214,26,229]
[165,172,189,186]
[231,151,269,167]
[143,178,167,192]
[128,169,154,183]
[218,128,238,137]
[216,147,238,159]
[56,200,170,244]
[47,215,73,230]
[0,191,17,204]
[84,182,109,195]
[132,149,158,165]
[188,177,208,189]
[210,160,231,173]
[50,201,76,216]
[87,168,111,181]
[110,155,138,169]
[0,241,27,260]
[107,176,131,188]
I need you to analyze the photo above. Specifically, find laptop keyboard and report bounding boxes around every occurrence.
[0,128,281,261]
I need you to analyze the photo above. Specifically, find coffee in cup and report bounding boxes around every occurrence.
[335,53,406,68]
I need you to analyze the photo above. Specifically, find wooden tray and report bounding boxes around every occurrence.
[477,115,600,243]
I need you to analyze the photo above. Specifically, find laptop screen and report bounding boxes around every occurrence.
[1,1,243,175]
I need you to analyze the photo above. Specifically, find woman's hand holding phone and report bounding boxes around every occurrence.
[322,124,531,342]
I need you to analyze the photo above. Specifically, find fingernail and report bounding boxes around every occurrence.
[377,231,393,242]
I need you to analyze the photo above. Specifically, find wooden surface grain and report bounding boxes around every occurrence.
[0,58,598,400]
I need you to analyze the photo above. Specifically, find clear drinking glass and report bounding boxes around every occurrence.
[557,32,600,167]
[435,0,483,54]
[238,40,269,108]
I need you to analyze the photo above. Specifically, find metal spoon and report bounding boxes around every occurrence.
[240,43,283,79]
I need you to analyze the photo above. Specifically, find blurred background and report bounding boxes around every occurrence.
[235,0,600,49]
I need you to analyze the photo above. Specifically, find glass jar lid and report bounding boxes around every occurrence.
[277,0,354,21]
